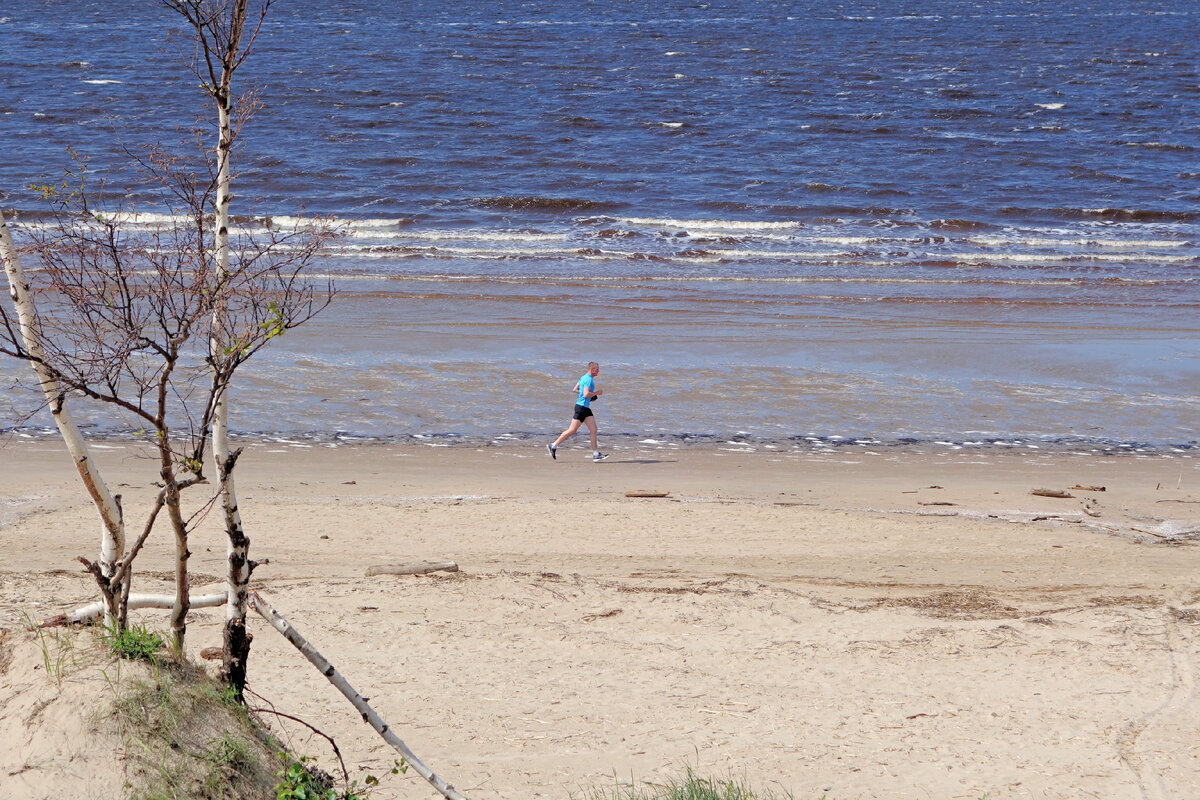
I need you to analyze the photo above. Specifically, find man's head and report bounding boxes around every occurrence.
[587,361,600,376]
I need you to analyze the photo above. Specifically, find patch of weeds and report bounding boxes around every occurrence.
[31,623,82,684]
[277,754,339,800]
[207,734,253,770]
[198,680,256,735]
[202,735,256,796]
[102,648,404,800]
[104,622,165,662]
[277,754,405,800]
[108,657,281,800]
[573,766,795,800]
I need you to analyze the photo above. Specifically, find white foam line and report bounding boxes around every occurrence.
[706,248,850,259]
[952,251,1193,264]
[966,236,1189,249]
[345,227,568,242]
[616,216,802,232]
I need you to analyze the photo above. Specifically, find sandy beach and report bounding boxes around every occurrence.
[5,3,1199,799]
[2,439,1199,799]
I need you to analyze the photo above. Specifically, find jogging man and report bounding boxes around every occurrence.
[547,361,608,462]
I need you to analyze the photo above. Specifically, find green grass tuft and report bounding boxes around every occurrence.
[104,622,166,662]
[573,766,795,800]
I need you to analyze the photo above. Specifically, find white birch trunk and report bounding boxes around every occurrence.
[210,19,254,691]
[1,210,126,616]
[252,593,470,800]
[214,91,249,616]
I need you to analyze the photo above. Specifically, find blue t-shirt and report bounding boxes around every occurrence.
[577,373,595,407]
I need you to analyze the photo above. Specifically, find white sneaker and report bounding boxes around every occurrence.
[592,452,609,462]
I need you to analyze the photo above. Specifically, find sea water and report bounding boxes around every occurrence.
[1,1,1197,450]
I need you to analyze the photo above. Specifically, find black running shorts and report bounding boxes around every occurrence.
[572,403,593,422]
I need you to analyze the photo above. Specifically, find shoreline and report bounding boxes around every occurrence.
[3,439,1200,799]
[5,424,1199,458]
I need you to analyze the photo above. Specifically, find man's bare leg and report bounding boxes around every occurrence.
[549,419,583,459]
[585,416,598,452]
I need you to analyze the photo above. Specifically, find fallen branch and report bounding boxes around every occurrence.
[365,561,459,578]
[582,608,623,622]
[625,490,670,498]
[1132,526,1169,538]
[1131,526,1200,540]
[1031,488,1074,498]
[251,592,469,800]
[245,687,352,784]
[42,591,227,627]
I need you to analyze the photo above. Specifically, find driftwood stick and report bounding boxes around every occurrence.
[251,592,469,800]
[1132,526,1169,538]
[42,591,227,627]
[365,560,459,578]
[1031,488,1074,498]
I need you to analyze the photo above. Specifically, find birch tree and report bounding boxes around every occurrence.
[160,0,271,701]
[3,175,216,648]
[2,0,333,690]
[1,207,127,622]
[2,153,333,655]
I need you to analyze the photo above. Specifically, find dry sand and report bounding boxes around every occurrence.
[2,439,1199,799]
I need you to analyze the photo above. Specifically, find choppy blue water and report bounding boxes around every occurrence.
[2,1,1199,450]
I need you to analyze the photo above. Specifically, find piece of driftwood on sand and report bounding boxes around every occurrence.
[1031,488,1074,498]
[251,592,469,800]
[41,592,228,627]
[364,561,459,578]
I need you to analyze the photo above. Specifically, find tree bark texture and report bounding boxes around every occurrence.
[220,617,253,702]
[163,475,191,654]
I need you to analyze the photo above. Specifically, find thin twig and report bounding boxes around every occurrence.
[245,688,350,783]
